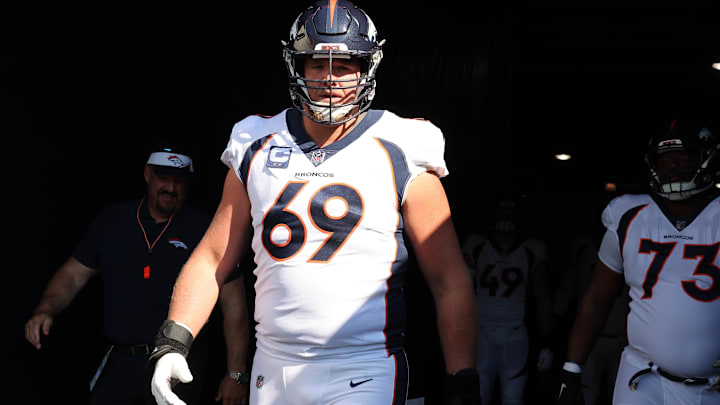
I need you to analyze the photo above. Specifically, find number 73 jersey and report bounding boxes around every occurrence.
[220,109,448,361]
[598,193,720,378]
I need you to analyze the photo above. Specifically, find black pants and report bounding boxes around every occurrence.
[90,350,207,405]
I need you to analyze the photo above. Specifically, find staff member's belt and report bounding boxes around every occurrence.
[629,362,709,390]
[113,344,152,355]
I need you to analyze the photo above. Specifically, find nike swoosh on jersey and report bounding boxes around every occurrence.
[350,378,373,388]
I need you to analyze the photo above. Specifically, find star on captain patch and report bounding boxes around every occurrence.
[309,149,326,166]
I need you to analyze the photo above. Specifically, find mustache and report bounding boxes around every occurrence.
[159,191,178,198]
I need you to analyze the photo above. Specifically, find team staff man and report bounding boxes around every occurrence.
[25,143,250,405]
[149,1,481,404]
[556,119,720,404]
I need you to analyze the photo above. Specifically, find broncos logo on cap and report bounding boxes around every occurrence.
[168,238,189,250]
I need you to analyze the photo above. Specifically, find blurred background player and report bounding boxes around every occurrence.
[553,198,629,405]
[149,1,481,405]
[24,141,250,405]
[556,119,720,405]
[462,192,554,405]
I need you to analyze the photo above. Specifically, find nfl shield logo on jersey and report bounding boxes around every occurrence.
[256,375,264,389]
[310,149,326,166]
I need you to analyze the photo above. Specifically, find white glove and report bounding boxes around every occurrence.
[537,347,554,371]
[151,352,194,405]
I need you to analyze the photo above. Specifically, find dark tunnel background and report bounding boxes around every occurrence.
[4,2,720,404]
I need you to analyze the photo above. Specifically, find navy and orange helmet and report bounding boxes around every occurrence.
[645,119,720,200]
[282,0,384,125]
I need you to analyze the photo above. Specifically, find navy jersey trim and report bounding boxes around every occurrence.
[285,108,385,160]
[383,222,409,355]
[375,138,411,204]
[239,134,275,186]
[471,242,486,265]
[471,242,487,289]
[617,204,648,255]
[391,351,409,405]
[525,246,537,271]
[374,137,410,354]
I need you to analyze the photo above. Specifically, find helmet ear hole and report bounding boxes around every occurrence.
[294,55,308,76]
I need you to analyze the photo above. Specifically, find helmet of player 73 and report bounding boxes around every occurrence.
[282,0,384,125]
[645,119,720,200]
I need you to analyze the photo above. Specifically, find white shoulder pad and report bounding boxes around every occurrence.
[601,194,653,233]
[220,111,288,181]
[377,112,449,178]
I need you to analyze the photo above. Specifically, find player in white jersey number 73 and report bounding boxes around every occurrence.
[556,118,720,405]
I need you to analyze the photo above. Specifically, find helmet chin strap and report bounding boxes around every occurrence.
[307,103,355,124]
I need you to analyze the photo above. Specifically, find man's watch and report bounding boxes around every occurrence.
[228,371,250,384]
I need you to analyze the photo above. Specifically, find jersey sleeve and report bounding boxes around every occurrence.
[403,118,449,178]
[220,115,271,183]
[597,229,623,273]
[460,233,487,280]
[598,198,625,273]
[72,209,107,269]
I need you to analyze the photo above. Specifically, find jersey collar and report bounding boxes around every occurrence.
[286,108,384,163]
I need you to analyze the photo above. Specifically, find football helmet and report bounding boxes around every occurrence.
[645,119,720,200]
[282,0,384,125]
[491,191,527,233]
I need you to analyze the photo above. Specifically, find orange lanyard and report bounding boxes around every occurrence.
[136,197,174,254]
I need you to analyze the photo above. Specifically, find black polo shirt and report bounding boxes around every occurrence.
[73,198,211,345]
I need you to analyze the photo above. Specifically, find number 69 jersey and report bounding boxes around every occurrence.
[220,108,448,362]
[598,193,720,378]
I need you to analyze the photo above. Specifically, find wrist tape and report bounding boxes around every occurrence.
[562,361,583,373]
[149,320,194,362]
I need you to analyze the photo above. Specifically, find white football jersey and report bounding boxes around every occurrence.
[462,233,548,326]
[598,193,720,378]
[221,108,447,361]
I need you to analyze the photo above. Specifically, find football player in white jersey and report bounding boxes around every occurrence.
[149,1,481,405]
[462,194,554,405]
[556,119,720,405]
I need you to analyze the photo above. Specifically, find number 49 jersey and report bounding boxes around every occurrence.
[220,108,448,361]
[462,234,548,327]
[599,193,720,378]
